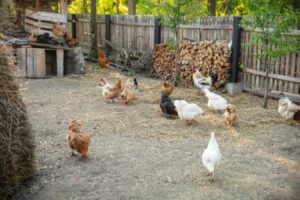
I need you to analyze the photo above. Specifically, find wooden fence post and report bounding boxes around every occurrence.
[154,17,161,45]
[71,14,77,38]
[230,16,242,83]
[105,14,111,55]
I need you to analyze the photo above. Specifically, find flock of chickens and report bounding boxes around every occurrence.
[67,48,300,179]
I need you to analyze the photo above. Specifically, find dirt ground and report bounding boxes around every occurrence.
[12,63,300,200]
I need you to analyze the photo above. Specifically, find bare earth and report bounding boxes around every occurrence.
[13,63,300,200]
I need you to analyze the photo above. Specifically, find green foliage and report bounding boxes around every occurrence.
[240,0,299,60]
[68,0,128,14]
[166,36,176,50]
[156,0,203,32]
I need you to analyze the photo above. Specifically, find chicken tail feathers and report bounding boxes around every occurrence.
[98,78,107,86]
[293,110,300,121]
[133,78,138,90]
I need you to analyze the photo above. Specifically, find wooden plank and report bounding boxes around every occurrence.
[284,55,290,92]
[31,43,72,50]
[25,18,66,29]
[243,87,300,103]
[56,49,64,77]
[243,68,300,83]
[295,53,300,94]
[17,48,27,77]
[26,48,34,78]
[33,48,46,78]
[289,53,296,93]
[26,9,67,23]
[24,24,56,37]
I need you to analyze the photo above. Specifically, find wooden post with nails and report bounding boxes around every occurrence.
[230,16,242,83]
[105,15,111,55]
[154,17,161,45]
[71,14,77,38]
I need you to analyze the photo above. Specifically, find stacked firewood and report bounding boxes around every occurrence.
[151,44,176,80]
[178,40,231,86]
[151,40,232,87]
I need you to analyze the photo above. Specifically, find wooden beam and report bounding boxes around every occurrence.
[56,49,64,77]
[243,68,300,83]
[230,16,241,83]
[244,87,300,103]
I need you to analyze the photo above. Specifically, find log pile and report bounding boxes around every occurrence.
[151,40,232,87]
[151,44,176,80]
[178,40,231,86]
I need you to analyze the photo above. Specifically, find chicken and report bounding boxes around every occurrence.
[202,132,221,177]
[67,119,90,160]
[52,24,66,37]
[223,104,237,128]
[64,32,77,48]
[278,93,300,123]
[204,88,227,111]
[174,100,204,124]
[98,48,109,68]
[160,92,178,117]
[99,78,122,102]
[192,66,212,93]
[161,81,173,95]
[120,78,138,105]
[28,32,37,43]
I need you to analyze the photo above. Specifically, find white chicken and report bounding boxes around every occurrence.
[99,78,113,97]
[202,132,222,177]
[203,88,227,111]
[278,93,300,123]
[192,66,212,93]
[174,100,204,124]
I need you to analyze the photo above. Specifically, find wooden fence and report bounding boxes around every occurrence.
[66,14,299,99]
[67,15,234,53]
[240,29,300,99]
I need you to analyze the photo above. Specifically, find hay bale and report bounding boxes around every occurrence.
[0,43,36,199]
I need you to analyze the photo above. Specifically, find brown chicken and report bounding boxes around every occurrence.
[99,78,122,102]
[161,81,173,96]
[98,48,109,68]
[120,78,138,105]
[52,24,66,37]
[64,32,77,48]
[67,119,90,160]
[223,104,237,128]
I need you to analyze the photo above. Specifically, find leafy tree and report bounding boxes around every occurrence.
[240,0,299,108]
[150,0,203,83]
[68,0,128,14]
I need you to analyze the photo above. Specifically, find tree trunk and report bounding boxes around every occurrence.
[116,0,120,14]
[290,0,296,11]
[36,0,42,9]
[91,0,97,51]
[207,0,216,16]
[128,0,136,15]
[82,0,88,14]
[59,0,67,14]
[223,0,232,15]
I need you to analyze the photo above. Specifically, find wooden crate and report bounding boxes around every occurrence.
[17,47,64,78]
[25,8,67,37]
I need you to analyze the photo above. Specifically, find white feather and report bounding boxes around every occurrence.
[202,132,221,174]
[174,100,204,121]
[204,88,227,111]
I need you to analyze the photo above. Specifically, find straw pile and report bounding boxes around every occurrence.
[0,42,36,198]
